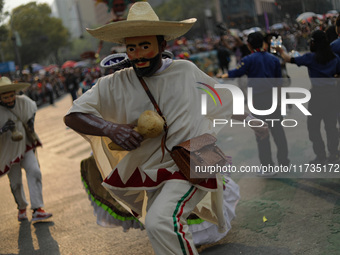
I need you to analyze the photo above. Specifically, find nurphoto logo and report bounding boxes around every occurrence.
[198,81,312,128]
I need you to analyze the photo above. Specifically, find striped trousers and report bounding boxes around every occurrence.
[145,180,207,255]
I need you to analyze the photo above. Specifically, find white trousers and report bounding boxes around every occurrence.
[7,150,44,210]
[145,181,207,255]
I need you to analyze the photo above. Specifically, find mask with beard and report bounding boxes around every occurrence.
[131,53,162,77]
[0,100,16,109]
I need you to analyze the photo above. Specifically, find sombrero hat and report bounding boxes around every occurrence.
[87,2,196,44]
[0,77,30,94]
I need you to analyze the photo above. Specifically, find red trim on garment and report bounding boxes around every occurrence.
[103,167,218,189]
[177,187,197,255]
[0,144,41,177]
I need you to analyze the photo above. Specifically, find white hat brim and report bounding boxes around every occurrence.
[0,83,30,94]
[87,18,197,44]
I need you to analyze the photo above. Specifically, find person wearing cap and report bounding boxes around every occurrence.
[219,31,290,173]
[64,3,268,254]
[329,15,340,139]
[0,77,52,222]
[330,15,340,54]
[277,30,340,164]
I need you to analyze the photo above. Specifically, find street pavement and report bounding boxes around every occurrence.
[0,61,339,255]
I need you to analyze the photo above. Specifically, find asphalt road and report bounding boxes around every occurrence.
[0,61,339,255]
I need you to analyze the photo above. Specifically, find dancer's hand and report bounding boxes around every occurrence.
[26,116,35,133]
[0,119,15,134]
[104,123,143,151]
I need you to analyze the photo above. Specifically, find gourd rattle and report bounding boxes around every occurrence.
[108,110,164,150]
[11,126,23,141]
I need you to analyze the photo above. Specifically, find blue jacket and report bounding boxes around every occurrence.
[228,51,282,94]
[294,53,340,78]
[330,37,340,55]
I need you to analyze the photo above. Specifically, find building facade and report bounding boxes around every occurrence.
[219,0,340,29]
[51,0,114,39]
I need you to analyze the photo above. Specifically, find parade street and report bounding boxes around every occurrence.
[0,62,340,255]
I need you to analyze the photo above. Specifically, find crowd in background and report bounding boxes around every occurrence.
[3,66,102,107]
[166,13,339,75]
[1,12,338,108]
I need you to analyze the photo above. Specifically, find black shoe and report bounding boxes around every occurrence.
[327,154,340,163]
[309,157,327,164]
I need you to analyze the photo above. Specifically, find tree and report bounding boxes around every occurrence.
[59,32,98,62]
[0,0,9,62]
[0,0,4,17]
[2,2,70,66]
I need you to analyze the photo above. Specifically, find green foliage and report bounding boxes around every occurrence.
[2,2,70,65]
[60,32,97,61]
[0,0,8,39]
[0,24,8,41]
